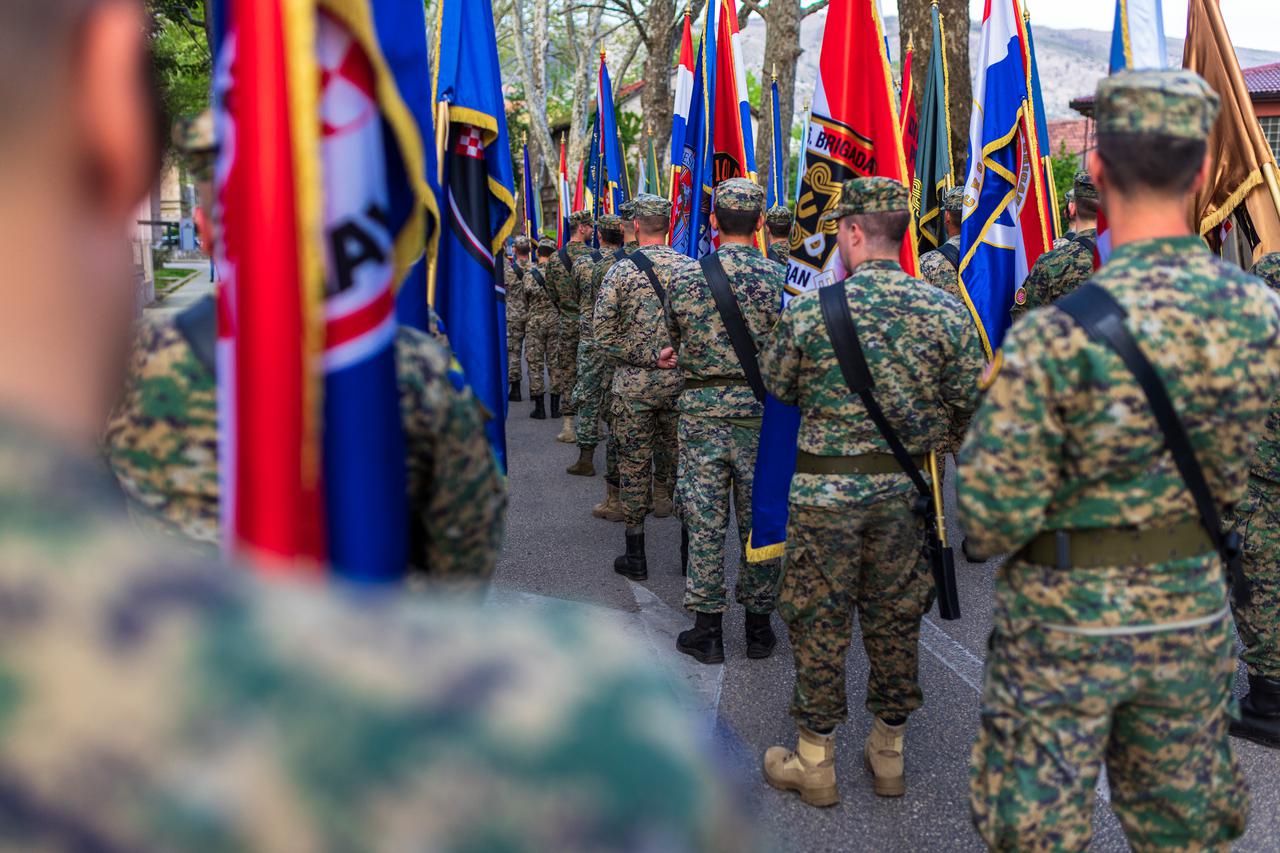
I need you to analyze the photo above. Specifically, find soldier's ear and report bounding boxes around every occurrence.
[1087,151,1107,203]
[1190,149,1211,197]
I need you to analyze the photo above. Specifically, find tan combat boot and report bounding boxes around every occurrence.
[652,483,673,518]
[592,484,624,522]
[556,416,576,443]
[763,727,839,807]
[863,716,906,797]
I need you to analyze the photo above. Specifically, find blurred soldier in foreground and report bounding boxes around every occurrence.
[594,194,689,579]
[523,238,559,418]
[506,236,532,401]
[0,2,750,848]
[959,70,1278,850]
[765,204,792,265]
[547,211,595,442]
[662,179,784,664]
[106,110,505,582]
[917,187,965,300]
[759,177,983,806]
[1010,170,1100,321]
[567,214,620,480]
[1232,251,1280,749]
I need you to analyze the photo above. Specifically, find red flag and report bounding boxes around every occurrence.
[711,0,761,249]
[573,159,585,213]
[900,44,919,186]
[790,0,917,290]
[216,0,326,570]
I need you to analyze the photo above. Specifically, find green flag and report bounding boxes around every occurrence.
[913,3,953,254]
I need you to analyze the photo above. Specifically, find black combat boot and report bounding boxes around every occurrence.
[508,380,522,402]
[613,526,648,580]
[550,393,562,419]
[677,612,724,664]
[530,394,546,419]
[745,611,777,659]
[680,525,690,577]
[1231,675,1280,748]
[566,446,596,476]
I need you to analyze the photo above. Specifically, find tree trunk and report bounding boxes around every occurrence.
[639,0,677,168]
[509,0,557,210]
[563,0,604,182]
[756,0,803,204]
[897,0,970,181]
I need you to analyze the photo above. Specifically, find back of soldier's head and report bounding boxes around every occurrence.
[713,179,764,237]
[1094,70,1218,199]
[597,214,625,247]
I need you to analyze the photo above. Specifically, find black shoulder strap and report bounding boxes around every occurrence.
[1072,234,1097,256]
[700,254,766,402]
[627,251,666,305]
[767,245,782,264]
[613,248,627,261]
[529,266,549,294]
[1056,283,1243,597]
[557,247,573,273]
[590,250,602,263]
[817,283,931,498]
[938,241,961,270]
[175,293,217,377]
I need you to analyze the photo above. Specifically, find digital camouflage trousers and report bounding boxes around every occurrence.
[613,395,677,526]
[778,496,934,732]
[1231,474,1280,679]
[677,415,779,614]
[971,600,1248,852]
[551,313,579,414]
[506,319,525,384]
[522,315,555,396]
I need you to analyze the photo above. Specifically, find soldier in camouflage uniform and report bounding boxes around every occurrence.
[620,199,640,252]
[765,204,793,266]
[547,211,596,440]
[1231,251,1280,749]
[574,219,629,520]
[0,3,748,846]
[917,187,965,300]
[760,177,985,806]
[1010,170,1099,321]
[958,71,1277,850]
[523,238,559,418]
[594,194,690,579]
[1056,187,1078,248]
[505,236,532,401]
[661,179,785,665]
[566,215,621,480]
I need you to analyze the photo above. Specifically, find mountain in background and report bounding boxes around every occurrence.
[738,13,1280,123]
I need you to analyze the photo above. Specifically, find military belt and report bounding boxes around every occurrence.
[684,377,748,389]
[795,450,926,476]
[1019,518,1214,570]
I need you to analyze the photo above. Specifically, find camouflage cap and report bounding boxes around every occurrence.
[714,178,765,214]
[1073,170,1099,202]
[1064,188,1076,205]
[819,176,909,221]
[765,205,793,229]
[569,211,594,227]
[597,213,625,230]
[1252,252,1280,289]
[629,193,672,218]
[513,236,532,252]
[619,199,636,219]
[536,237,557,252]
[941,187,965,213]
[173,109,217,181]
[1095,69,1220,141]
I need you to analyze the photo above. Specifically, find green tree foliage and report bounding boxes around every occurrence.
[1051,141,1080,227]
[147,1,211,134]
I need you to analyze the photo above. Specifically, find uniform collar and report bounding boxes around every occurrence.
[1109,235,1206,264]
[719,242,762,257]
[850,258,902,274]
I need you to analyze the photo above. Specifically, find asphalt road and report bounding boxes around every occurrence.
[493,373,1279,852]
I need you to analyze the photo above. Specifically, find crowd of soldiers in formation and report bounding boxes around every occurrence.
[9,2,1280,844]
[500,68,1280,850]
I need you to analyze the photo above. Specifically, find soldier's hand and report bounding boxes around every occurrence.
[658,347,677,369]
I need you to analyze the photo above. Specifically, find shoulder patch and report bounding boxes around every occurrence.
[1013,286,1027,306]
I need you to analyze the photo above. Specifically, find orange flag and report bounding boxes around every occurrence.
[1183,0,1280,260]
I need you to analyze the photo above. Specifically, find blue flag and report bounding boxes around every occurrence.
[766,76,785,208]
[597,56,631,214]
[432,0,516,471]
[523,143,540,237]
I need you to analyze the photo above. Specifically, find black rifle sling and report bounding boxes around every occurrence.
[817,283,931,499]
[1073,234,1097,256]
[1056,283,1242,600]
[175,294,218,377]
[557,248,574,274]
[529,267,554,305]
[938,241,961,271]
[613,249,627,262]
[627,251,666,305]
[700,254,766,402]
[767,245,782,264]
[590,250,603,263]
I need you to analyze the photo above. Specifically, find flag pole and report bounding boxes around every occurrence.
[1265,162,1280,222]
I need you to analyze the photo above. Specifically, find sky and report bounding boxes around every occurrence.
[967,0,1280,51]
